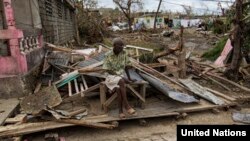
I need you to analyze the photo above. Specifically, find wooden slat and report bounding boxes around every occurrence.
[63,83,100,102]
[127,85,145,102]
[4,114,27,124]
[81,75,88,89]
[104,93,118,107]
[74,79,79,93]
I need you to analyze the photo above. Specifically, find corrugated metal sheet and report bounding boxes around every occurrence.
[140,73,199,103]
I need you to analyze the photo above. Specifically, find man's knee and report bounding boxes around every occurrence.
[118,79,125,87]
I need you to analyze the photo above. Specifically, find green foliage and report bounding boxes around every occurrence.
[139,52,155,63]
[202,37,228,61]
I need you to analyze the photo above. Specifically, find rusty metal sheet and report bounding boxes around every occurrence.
[140,73,199,103]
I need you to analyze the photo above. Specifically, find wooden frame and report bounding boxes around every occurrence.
[100,81,148,113]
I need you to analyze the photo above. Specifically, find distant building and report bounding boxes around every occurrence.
[134,13,171,29]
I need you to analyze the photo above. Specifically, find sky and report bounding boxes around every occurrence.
[97,0,235,15]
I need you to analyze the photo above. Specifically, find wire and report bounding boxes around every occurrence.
[159,0,225,13]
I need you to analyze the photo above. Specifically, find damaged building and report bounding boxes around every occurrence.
[0,0,77,98]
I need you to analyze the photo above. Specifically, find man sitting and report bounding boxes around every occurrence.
[103,38,136,119]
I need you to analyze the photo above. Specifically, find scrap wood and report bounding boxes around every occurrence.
[126,45,154,52]
[56,119,115,129]
[0,115,114,137]
[46,43,72,53]
[4,114,27,124]
[206,72,250,93]
[179,79,225,105]
[63,83,100,103]
[78,67,106,73]
[187,62,231,91]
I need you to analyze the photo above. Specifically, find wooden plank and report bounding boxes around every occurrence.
[81,75,88,89]
[104,93,118,107]
[127,85,145,103]
[68,82,72,96]
[100,83,107,112]
[207,72,250,93]
[4,114,27,124]
[80,83,85,97]
[34,82,42,93]
[63,83,100,103]
[136,48,139,62]
[0,99,19,125]
[56,119,115,129]
[74,79,79,93]
[126,45,154,52]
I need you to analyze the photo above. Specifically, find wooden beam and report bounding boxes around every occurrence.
[127,85,145,103]
[56,119,115,129]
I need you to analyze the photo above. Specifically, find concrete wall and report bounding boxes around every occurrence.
[38,0,76,44]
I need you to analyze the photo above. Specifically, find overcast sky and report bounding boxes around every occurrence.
[98,0,235,14]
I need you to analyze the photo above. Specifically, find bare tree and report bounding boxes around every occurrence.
[154,0,162,30]
[113,0,143,32]
[182,5,193,17]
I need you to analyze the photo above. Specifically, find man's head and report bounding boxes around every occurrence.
[112,38,125,55]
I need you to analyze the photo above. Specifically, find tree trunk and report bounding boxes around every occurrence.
[226,0,243,80]
[154,0,162,30]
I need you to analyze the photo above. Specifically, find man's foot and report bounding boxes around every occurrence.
[119,113,126,119]
[127,108,136,115]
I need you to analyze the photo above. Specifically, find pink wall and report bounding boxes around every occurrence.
[0,0,27,75]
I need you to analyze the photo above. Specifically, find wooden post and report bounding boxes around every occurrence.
[228,0,243,80]
[100,83,107,112]
[178,26,186,78]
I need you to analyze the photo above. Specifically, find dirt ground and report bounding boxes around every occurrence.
[28,107,243,141]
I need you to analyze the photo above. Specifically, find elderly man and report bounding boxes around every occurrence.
[103,38,136,118]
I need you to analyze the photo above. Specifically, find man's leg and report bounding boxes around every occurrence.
[118,79,131,110]
[115,87,123,114]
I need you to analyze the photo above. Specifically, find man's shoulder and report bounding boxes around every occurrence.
[105,51,113,56]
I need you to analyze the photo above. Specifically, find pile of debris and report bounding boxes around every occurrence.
[1,32,249,140]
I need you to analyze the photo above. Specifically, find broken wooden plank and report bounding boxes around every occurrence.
[67,109,87,117]
[179,79,225,105]
[56,119,115,129]
[207,72,250,93]
[4,114,27,124]
[126,45,154,52]
[0,99,19,125]
[34,82,42,94]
